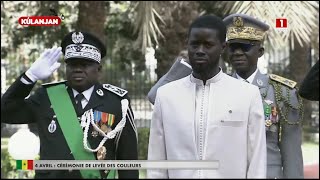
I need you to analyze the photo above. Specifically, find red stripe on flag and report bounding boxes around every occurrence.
[27,160,33,170]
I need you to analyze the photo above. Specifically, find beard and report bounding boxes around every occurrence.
[191,61,219,79]
[192,63,209,74]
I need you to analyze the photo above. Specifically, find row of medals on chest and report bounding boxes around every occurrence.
[47,114,111,160]
[264,99,279,131]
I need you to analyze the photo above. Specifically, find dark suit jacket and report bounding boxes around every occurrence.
[1,74,139,179]
[299,60,319,101]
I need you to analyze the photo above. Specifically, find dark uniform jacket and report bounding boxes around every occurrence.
[1,74,139,179]
[299,60,319,101]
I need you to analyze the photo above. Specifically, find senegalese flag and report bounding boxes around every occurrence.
[16,160,33,170]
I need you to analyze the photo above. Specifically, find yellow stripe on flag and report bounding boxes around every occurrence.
[22,160,28,170]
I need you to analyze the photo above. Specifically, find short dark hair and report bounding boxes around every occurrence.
[188,15,226,43]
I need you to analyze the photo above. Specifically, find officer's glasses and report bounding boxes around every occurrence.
[228,43,257,52]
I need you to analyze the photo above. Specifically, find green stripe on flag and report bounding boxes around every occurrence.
[16,160,22,170]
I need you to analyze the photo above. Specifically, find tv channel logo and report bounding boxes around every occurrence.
[275,18,288,31]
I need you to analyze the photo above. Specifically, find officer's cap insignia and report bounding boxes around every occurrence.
[233,16,244,27]
[103,84,128,97]
[72,32,84,44]
[223,14,270,41]
[62,31,106,64]
[270,74,297,88]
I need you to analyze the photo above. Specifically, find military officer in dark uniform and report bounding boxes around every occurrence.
[223,14,304,178]
[1,31,139,179]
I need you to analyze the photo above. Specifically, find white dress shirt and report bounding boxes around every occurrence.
[190,74,217,160]
[236,68,258,84]
[72,86,94,109]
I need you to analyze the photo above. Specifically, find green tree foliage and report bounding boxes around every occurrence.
[1,1,77,87]
[102,1,146,90]
[77,1,107,42]
[153,1,201,77]
[1,1,148,87]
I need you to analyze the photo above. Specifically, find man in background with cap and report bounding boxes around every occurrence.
[223,14,304,178]
[1,31,138,179]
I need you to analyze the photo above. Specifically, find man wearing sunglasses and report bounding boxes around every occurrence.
[223,14,304,179]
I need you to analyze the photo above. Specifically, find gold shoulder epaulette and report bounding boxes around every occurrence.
[269,74,297,89]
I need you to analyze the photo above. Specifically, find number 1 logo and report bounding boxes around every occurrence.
[276,18,287,28]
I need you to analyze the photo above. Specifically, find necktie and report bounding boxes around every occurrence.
[75,93,84,116]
